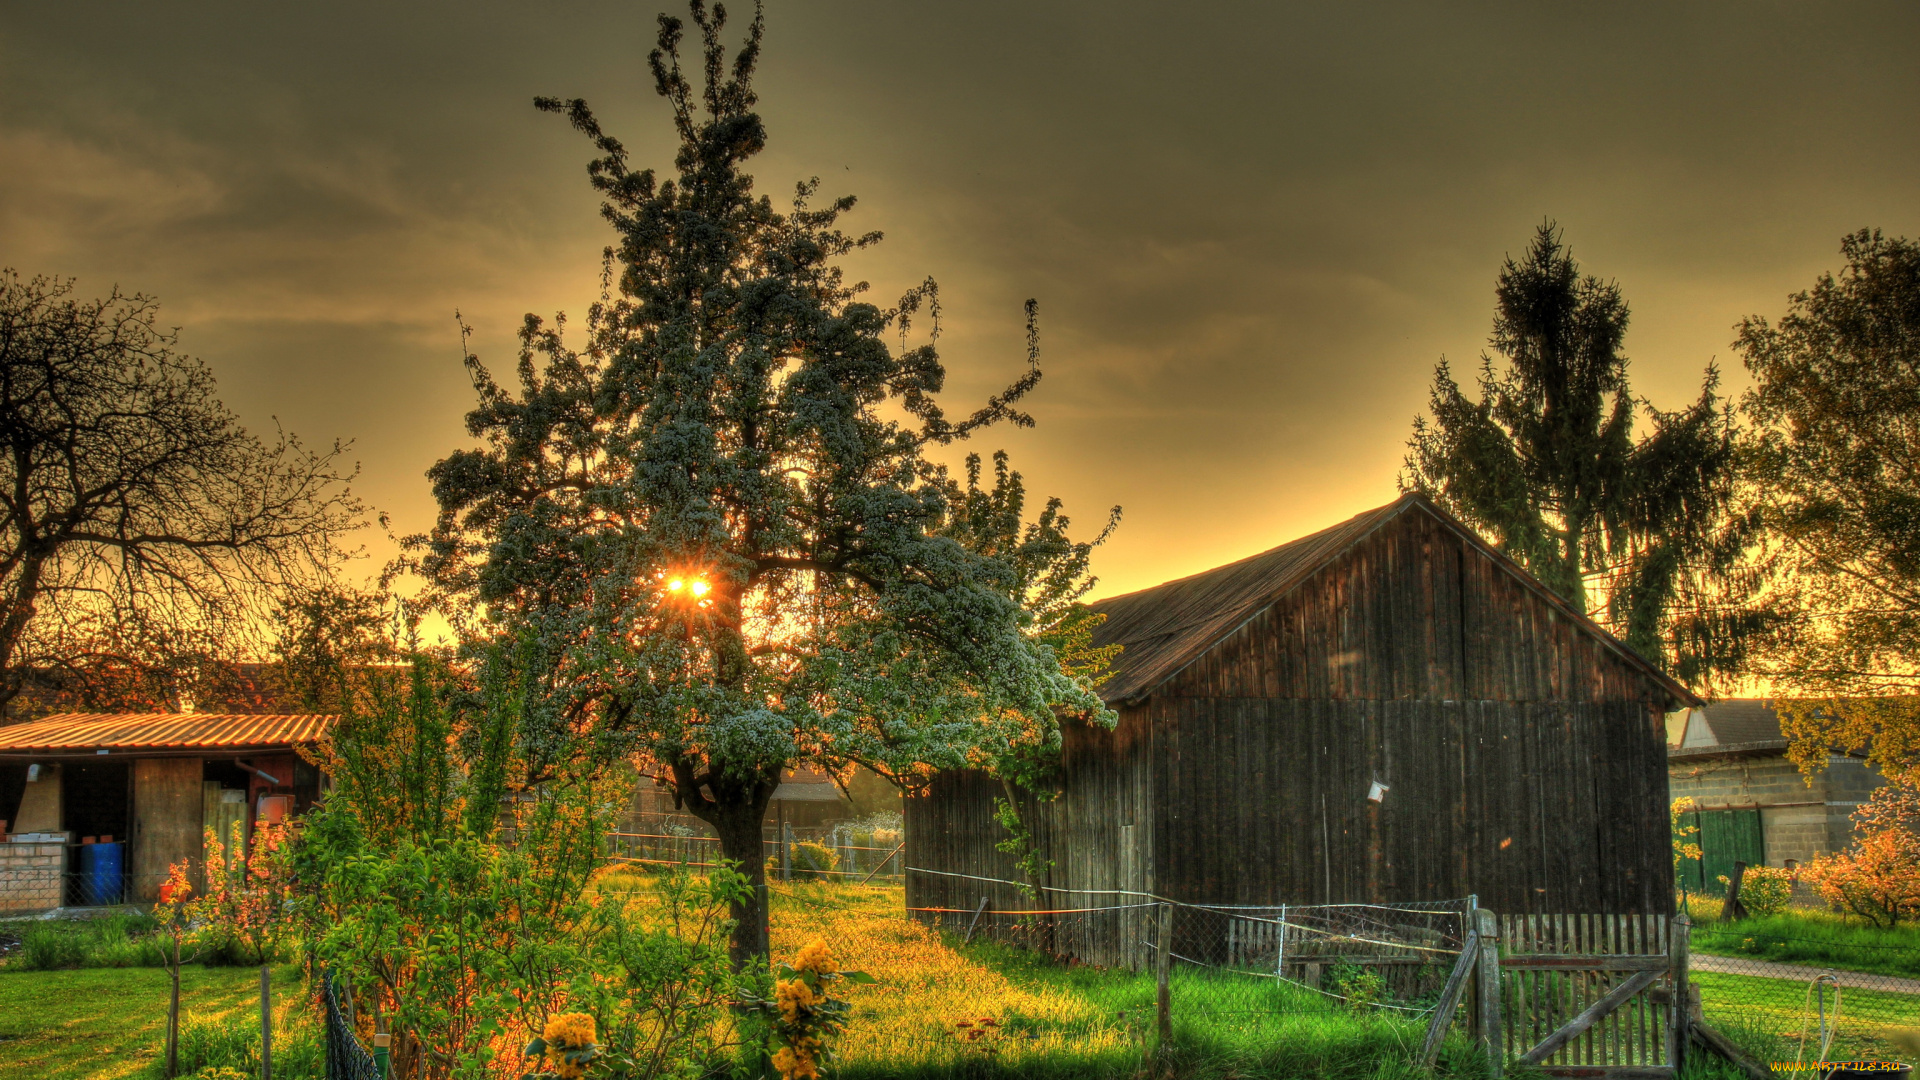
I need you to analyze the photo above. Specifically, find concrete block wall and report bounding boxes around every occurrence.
[1669,754,1826,807]
[1669,751,1890,867]
[0,840,66,914]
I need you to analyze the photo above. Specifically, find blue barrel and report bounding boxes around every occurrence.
[85,842,124,905]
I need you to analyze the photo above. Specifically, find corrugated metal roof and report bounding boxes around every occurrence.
[1086,492,1699,708]
[0,713,335,754]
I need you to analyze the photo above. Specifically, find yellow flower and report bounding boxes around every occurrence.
[773,1046,819,1080]
[541,1011,598,1077]
[543,1011,598,1050]
[792,938,834,975]
[775,977,822,1021]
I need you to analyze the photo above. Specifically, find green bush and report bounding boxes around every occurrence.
[17,922,87,969]
[10,912,174,969]
[791,841,840,880]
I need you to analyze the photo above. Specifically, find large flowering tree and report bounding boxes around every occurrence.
[417,1,1111,967]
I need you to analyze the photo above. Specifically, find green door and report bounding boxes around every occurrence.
[1697,809,1764,896]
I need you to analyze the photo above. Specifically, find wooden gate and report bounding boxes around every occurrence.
[1497,913,1685,1078]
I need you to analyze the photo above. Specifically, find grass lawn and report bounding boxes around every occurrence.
[764,880,1495,1080]
[1693,967,1920,1067]
[1683,904,1920,981]
[0,963,307,1080]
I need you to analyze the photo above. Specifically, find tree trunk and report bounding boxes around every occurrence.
[712,807,771,970]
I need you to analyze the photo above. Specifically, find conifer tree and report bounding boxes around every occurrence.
[1403,223,1763,689]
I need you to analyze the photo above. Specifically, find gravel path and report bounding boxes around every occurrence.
[1691,952,1920,995]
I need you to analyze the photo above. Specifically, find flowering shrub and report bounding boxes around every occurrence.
[192,818,295,966]
[1671,797,1702,880]
[1804,829,1920,927]
[741,938,874,1080]
[1718,865,1794,917]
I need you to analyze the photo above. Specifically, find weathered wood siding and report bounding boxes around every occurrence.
[132,758,203,902]
[906,503,1677,965]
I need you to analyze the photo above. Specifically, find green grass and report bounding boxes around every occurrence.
[1683,906,1920,980]
[766,881,1498,1080]
[1693,968,1920,1066]
[0,963,314,1080]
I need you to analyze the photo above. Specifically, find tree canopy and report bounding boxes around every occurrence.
[1737,229,1920,783]
[0,270,362,718]
[1403,223,1764,690]
[415,1,1113,966]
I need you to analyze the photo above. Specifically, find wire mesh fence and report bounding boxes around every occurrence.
[603,830,904,883]
[0,863,169,914]
[322,970,382,1080]
[1687,923,1920,1062]
[907,883,1475,1024]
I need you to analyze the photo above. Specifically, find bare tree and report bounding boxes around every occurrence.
[0,270,363,718]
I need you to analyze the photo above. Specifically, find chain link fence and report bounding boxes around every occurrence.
[1686,923,1920,1064]
[0,863,170,914]
[322,970,381,1080]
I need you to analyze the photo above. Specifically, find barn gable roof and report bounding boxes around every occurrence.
[1085,492,1700,709]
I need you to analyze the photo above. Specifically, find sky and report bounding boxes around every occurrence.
[4,0,1917,610]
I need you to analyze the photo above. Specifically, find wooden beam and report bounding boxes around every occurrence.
[1536,1060,1674,1068]
[1418,929,1480,1069]
[962,897,990,944]
[1668,914,1691,1070]
[1501,954,1671,971]
[1474,909,1504,1080]
[1518,969,1663,1066]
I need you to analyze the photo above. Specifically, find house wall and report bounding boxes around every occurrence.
[908,507,1680,960]
[133,758,204,901]
[1146,509,1673,915]
[1667,753,1887,866]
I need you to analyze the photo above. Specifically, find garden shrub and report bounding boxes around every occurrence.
[790,842,839,880]
[1719,865,1794,917]
[17,922,86,970]
[193,818,297,966]
[1802,778,1920,927]
[740,938,872,1080]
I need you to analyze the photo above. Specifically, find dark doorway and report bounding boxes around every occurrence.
[61,760,131,905]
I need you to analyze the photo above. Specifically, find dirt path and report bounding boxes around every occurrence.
[1691,952,1920,995]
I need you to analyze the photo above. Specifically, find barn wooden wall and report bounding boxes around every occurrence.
[906,503,1678,960]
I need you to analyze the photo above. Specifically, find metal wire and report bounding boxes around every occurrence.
[323,970,381,1080]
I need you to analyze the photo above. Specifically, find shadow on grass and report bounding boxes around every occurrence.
[833,935,1498,1080]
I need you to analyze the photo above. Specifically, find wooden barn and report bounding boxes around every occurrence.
[906,492,1699,963]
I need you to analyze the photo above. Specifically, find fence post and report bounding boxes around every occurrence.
[963,896,991,944]
[1669,912,1691,1070]
[1155,903,1174,1048]
[1475,907,1503,1078]
[373,1032,391,1080]
[259,965,272,1080]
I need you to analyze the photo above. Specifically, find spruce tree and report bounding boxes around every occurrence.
[1404,223,1763,689]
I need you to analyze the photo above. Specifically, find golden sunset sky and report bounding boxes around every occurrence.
[4,1,1917,611]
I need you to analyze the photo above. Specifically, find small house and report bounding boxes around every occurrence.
[1667,698,1888,894]
[905,493,1699,965]
[0,713,331,913]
